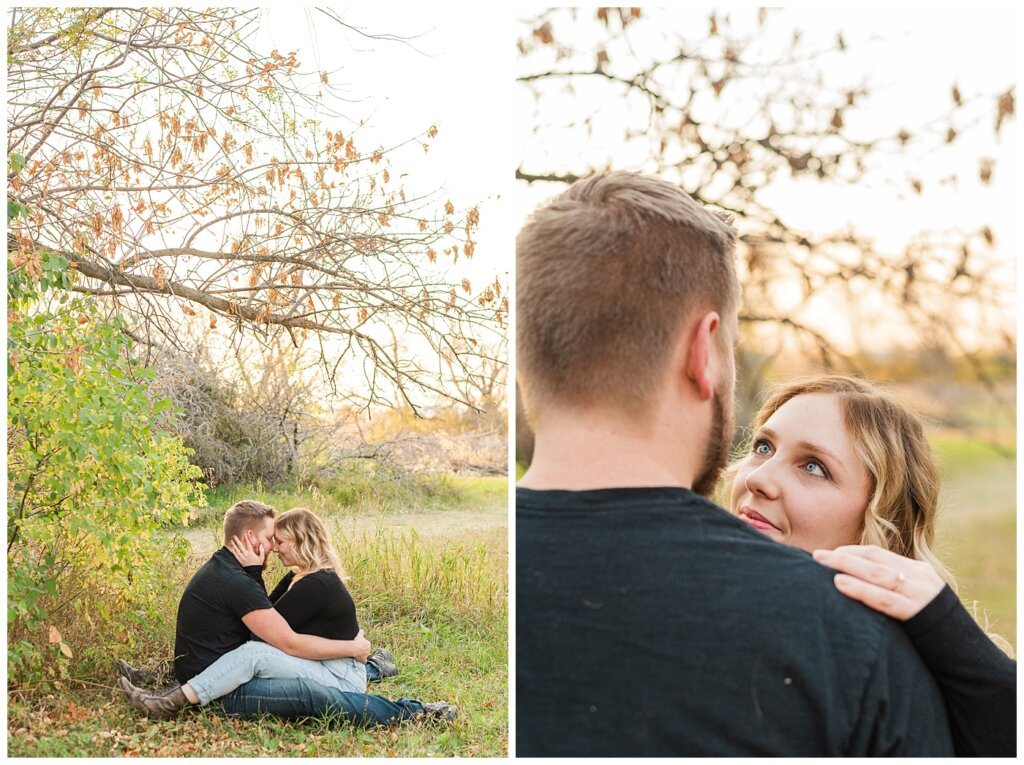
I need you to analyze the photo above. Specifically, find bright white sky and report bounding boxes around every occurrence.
[221,7,516,408]
[751,8,1016,255]
[514,7,1018,354]
[255,6,514,292]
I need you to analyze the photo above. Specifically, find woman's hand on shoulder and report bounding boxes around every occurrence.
[352,629,371,663]
[812,544,945,621]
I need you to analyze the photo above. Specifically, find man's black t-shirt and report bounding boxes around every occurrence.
[516,487,955,757]
[173,547,273,683]
[268,570,359,640]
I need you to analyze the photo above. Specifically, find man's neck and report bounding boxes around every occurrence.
[519,407,699,491]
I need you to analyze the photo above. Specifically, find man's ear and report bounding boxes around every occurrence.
[684,310,721,402]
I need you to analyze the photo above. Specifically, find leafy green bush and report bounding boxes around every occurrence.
[7,186,206,684]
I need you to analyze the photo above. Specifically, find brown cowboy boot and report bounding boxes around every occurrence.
[117,676,188,720]
[116,658,172,689]
[422,701,459,721]
[367,648,399,680]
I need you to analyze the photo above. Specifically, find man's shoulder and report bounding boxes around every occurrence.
[515,491,950,754]
[518,484,787,550]
[517,484,892,636]
[516,485,723,519]
[184,549,262,593]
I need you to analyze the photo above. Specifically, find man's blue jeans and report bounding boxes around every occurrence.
[217,677,425,726]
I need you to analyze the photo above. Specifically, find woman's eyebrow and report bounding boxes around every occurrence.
[796,440,846,476]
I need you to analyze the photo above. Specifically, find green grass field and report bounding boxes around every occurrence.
[8,475,508,757]
[930,430,1016,651]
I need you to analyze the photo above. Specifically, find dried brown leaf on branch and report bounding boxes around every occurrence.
[995,88,1015,134]
[8,7,506,411]
[979,158,995,184]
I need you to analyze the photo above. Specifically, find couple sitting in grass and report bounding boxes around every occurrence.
[116,501,456,725]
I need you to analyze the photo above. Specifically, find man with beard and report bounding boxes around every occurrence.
[515,172,952,757]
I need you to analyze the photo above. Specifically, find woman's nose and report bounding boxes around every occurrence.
[744,459,780,499]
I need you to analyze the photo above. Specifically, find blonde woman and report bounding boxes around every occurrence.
[121,508,456,721]
[727,375,1014,756]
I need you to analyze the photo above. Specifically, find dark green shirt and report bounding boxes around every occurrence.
[516,487,954,757]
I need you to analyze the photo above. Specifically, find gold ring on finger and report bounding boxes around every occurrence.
[892,570,906,592]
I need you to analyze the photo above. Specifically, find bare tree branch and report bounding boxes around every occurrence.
[516,9,1013,378]
[8,7,507,411]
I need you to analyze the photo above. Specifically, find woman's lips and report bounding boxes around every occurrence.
[740,507,780,533]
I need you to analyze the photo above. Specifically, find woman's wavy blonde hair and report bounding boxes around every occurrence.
[274,508,346,580]
[724,375,952,584]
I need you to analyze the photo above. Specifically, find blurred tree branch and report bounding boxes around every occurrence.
[516,9,1014,391]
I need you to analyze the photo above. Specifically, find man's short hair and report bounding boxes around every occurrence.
[223,499,275,542]
[517,171,739,420]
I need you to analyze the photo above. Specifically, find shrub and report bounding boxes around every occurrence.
[153,352,296,487]
[8,199,205,684]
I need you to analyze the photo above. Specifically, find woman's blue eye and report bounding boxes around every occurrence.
[753,440,772,456]
[804,460,828,478]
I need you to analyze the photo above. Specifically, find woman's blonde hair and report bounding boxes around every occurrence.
[274,507,345,580]
[728,375,952,584]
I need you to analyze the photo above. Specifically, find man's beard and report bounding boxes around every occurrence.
[692,389,734,497]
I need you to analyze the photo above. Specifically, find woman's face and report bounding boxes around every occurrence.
[730,392,872,553]
[273,531,297,567]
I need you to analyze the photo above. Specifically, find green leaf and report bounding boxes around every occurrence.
[7,199,28,221]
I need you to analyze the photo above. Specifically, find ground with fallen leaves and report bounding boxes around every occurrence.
[8,692,498,757]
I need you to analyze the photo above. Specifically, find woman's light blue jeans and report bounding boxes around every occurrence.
[187,641,367,705]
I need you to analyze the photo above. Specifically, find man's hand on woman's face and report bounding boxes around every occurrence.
[228,534,266,567]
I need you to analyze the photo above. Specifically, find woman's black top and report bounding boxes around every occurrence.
[905,585,1016,756]
[268,569,360,641]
